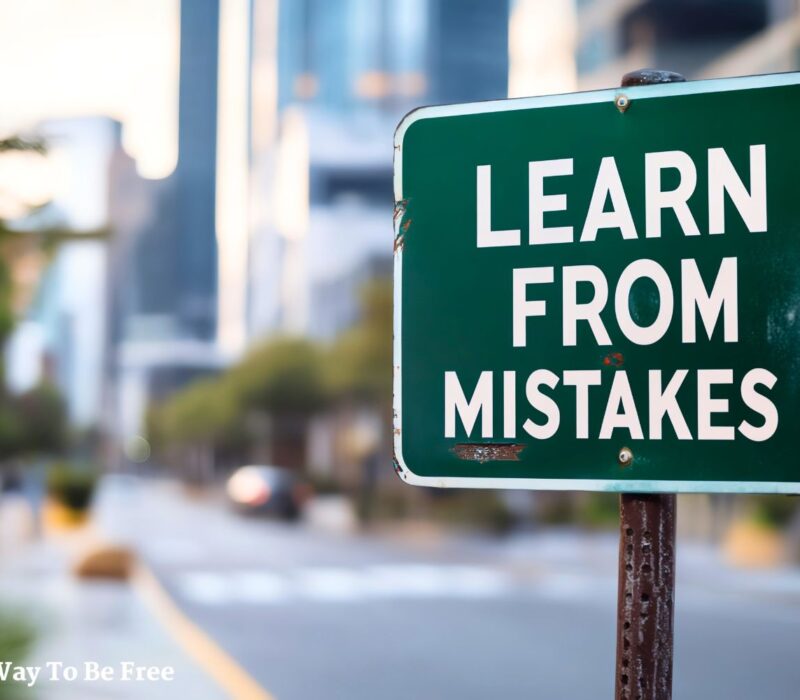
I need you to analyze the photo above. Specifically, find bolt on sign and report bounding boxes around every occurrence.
[392,72,800,493]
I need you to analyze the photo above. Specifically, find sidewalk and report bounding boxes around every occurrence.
[0,494,228,700]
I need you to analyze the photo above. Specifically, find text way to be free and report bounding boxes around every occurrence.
[444,144,779,444]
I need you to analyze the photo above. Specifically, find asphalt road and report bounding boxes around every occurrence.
[97,477,800,700]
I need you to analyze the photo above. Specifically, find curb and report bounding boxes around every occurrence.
[132,564,276,700]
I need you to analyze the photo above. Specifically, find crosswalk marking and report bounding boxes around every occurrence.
[177,564,516,606]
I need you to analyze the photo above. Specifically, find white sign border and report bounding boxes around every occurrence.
[393,71,800,494]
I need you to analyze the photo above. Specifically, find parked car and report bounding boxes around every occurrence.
[226,465,309,520]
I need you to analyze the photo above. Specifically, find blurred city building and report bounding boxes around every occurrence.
[510,0,784,95]
[244,0,510,344]
[104,0,224,460]
[5,116,113,428]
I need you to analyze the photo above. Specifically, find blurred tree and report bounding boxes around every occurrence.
[325,278,392,523]
[0,135,78,466]
[0,383,67,464]
[149,337,328,471]
[0,136,45,363]
[326,278,392,403]
[0,608,36,699]
[0,136,45,154]
[0,404,23,458]
[14,382,68,455]
[149,280,393,477]
[230,337,328,413]
[146,378,241,480]
[154,377,244,449]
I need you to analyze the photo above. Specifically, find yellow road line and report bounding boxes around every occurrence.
[132,564,277,700]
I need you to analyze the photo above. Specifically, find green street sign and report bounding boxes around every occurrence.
[393,72,800,494]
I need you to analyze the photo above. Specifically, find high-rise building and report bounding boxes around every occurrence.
[275,0,509,114]
[246,0,511,342]
[109,0,220,344]
[104,0,224,455]
[174,0,220,340]
[428,0,510,103]
[567,0,775,90]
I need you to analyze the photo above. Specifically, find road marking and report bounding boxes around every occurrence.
[298,567,367,602]
[145,538,207,564]
[176,564,513,606]
[133,564,277,700]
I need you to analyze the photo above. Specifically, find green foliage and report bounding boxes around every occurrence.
[750,495,798,530]
[0,135,74,464]
[576,493,620,529]
[428,491,515,533]
[0,403,24,456]
[149,278,393,459]
[230,337,328,413]
[0,134,47,351]
[0,258,14,349]
[326,279,392,402]
[148,338,327,456]
[0,136,45,154]
[14,382,67,454]
[0,382,67,460]
[46,463,98,512]
[0,610,36,700]
[154,377,243,447]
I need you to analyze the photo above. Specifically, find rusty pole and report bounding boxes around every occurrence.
[613,68,684,700]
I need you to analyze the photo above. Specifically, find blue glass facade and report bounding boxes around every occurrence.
[276,0,509,113]
[174,0,220,340]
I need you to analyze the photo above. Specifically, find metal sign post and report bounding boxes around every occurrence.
[616,492,676,699]
[614,70,683,700]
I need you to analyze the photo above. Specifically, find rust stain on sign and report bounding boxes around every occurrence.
[603,351,625,367]
[451,443,526,463]
[393,198,408,223]
[393,199,412,252]
[392,457,407,480]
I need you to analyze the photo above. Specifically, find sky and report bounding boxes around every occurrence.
[0,0,179,180]
[0,0,180,412]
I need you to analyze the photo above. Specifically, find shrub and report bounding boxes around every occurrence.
[0,610,36,700]
[750,495,798,530]
[46,463,98,512]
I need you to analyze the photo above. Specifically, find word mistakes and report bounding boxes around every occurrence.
[443,144,779,444]
[444,368,777,443]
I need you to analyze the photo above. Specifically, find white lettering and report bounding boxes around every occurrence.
[738,368,778,442]
[444,371,493,438]
[529,159,573,245]
[681,257,738,342]
[563,265,612,346]
[708,145,767,234]
[615,259,674,345]
[648,370,692,439]
[476,165,521,247]
[581,156,637,241]
[645,150,700,237]
[513,267,554,347]
[523,369,560,439]
[563,370,602,438]
[697,369,735,440]
[600,371,643,439]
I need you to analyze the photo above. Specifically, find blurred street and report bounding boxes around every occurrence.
[83,477,800,699]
